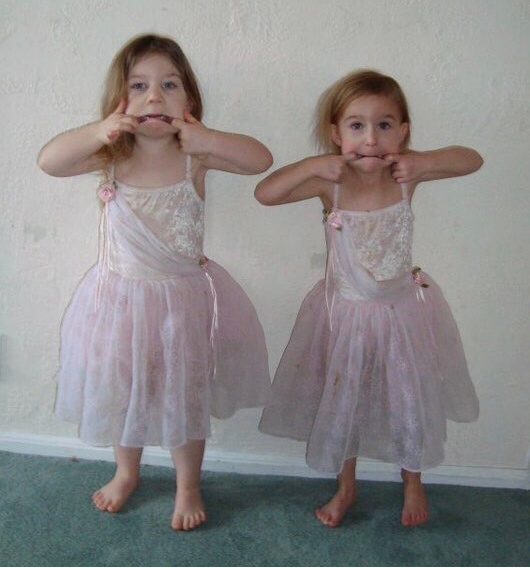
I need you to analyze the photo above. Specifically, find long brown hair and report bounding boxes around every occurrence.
[314,69,411,154]
[98,33,203,165]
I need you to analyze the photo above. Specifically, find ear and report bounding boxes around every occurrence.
[181,98,192,118]
[399,122,409,147]
[331,124,342,148]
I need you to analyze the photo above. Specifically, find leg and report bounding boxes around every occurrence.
[401,469,429,527]
[315,457,357,527]
[92,446,142,513]
[170,439,206,531]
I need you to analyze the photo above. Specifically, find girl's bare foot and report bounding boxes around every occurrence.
[401,469,429,527]
[170,439,207,531]
[92,446,142,513]
[171,487,206,531]
[315,457,357,527]
[92,474,139,513]
[315,488,357,527]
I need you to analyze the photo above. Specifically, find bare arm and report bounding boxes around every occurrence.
[173,110,273,175]
[385,146,484,186]
[38,122,108,177]
[201,129,273,174]
[254,154,356,207]
[37,101,137,177]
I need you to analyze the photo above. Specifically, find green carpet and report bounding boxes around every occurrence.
[0,451,528,566]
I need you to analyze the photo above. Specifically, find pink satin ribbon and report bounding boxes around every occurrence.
[200,257,219,378]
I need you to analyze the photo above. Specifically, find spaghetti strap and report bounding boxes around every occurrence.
[185,154,192,181]
[333,183,340,208]
[400,183,411,202]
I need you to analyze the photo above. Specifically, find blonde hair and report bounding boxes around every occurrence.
[314,69,411,154]
[97,33,203,165]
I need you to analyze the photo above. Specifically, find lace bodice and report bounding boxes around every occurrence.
[338,200,413,281]
[117,178,204,260]
[327,185,414,282]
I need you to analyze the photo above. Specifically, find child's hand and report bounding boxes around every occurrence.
[171,110,211,157]
[97,100,137,145]
[310,154,357,183]
[384,151,429,184]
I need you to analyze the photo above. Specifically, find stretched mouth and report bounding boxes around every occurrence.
[356,153,384,160]
[137,114,173,124]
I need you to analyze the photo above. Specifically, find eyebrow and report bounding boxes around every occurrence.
[343,114,399,121]
[128,72,182,80]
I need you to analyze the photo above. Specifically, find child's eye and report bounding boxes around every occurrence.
[130,82,146,91]
[350,122,363,130]
[379,121,392,130]
[162,81,178,90]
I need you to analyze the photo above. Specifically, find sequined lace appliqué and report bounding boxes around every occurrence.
[340,201,413,281]
[120,180,204,260]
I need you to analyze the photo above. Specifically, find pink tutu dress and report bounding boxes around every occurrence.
[55,155,270,449]
[259,184,479,473]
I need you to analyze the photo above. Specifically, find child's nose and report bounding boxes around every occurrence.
[365,127,378,145]
[147,86,163,102]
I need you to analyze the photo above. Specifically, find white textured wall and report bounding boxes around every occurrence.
[1,0,529,476]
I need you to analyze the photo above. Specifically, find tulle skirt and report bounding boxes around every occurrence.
[55,260,270,449]
[259,273,479,473]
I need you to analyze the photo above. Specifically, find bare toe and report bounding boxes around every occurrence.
[171,488,206,531]
[315,506,340,527]
[92,476,138,514]
[315,491,356,528]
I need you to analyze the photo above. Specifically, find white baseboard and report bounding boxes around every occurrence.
[0,432,528,490]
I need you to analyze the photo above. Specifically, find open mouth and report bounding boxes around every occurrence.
[137,114,173,124]
[356,154,384,160]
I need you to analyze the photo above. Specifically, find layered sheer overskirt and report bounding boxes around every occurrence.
[55,252,270,447]
[259,274,478,473]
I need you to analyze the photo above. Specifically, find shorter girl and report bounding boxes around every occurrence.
[38,34,272,531]
[257,69,481,527]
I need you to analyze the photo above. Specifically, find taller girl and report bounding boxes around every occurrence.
[38,34,271,531]
[258,69,481,527]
